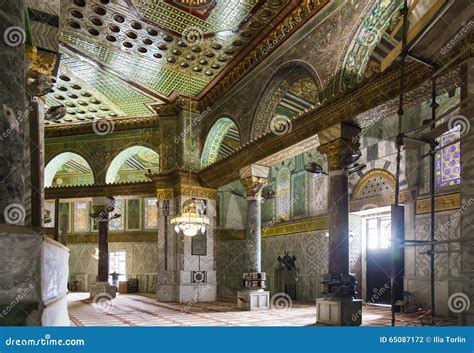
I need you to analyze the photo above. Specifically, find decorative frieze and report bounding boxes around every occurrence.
[416,193,462,214]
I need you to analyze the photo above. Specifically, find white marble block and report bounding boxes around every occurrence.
[316,298,362,326]
[90,282,117,300]
[237,289,270,311]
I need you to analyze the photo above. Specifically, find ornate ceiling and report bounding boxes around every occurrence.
[45,0,328,125]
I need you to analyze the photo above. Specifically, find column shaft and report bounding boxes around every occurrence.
[328,171,349,276]
[246,197,261,272]
[98,220,109,282]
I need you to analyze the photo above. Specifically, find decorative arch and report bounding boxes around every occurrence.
[250,61,323,140]
[201,117,241,169]
[44,152,94,187]
[352,169,396,201]
[106,146,160,184]
[338,0,402,91]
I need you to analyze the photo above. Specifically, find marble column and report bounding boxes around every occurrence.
[0,0,27,224]
[89,196,117,300]
[316,134,362,325]
[460,58,474,324]
[237,164,270,311]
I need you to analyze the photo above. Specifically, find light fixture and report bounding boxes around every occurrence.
[346,162,366,175]
[171,199,209,237]
[261,189,275,200]
[304,162,327,175]
[340,147,361,166]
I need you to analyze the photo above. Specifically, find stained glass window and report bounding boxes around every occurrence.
[276,167,291,221]
[109,198,124,231]
[144,198,158,229]
[126,199,141,231]
[435,126,461,188]
[74,201,90,233]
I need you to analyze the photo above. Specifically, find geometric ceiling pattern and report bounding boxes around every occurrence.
[46,0,303,125]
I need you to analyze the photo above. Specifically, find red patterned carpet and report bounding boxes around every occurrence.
[68,293,457,327]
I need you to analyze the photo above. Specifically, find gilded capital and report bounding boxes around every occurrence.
[318,138,360,171]
[241,176,268,198]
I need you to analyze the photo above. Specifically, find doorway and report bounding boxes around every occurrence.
[351,206,392,305]
[365,214,392,305]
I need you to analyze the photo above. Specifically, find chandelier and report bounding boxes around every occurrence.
[171,199,209,237]
[174,0,214,7]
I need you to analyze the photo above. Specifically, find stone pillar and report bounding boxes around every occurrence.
[315,130,362,325]
[0,0,28,224]
[237,164,270,311]
[460,58,474,324]
[89,196,117,300]
[150,170,217,304]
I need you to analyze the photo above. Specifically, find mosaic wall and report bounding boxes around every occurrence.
[200,0,402,144]
[216,230,329,301]
[68,242,158,293]
[217,148,329,230]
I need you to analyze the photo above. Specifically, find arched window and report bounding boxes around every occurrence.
[276,167,291,221]
[44,152,94,187]
[435,125,461,188]
[106,146,159,184]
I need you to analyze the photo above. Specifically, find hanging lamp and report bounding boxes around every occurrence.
[171,198,209,236]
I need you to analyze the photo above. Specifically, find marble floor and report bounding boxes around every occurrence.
[68,293,457,326]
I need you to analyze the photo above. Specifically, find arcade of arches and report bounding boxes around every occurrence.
[0,0,473,327]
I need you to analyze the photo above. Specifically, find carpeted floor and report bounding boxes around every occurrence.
[68,293,457,326]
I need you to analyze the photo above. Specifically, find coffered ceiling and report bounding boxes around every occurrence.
[45,0,328,125]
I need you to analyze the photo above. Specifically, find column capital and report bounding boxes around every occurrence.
[239,164,269,198]
[318,138,360,172]
[241,176,268,198]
